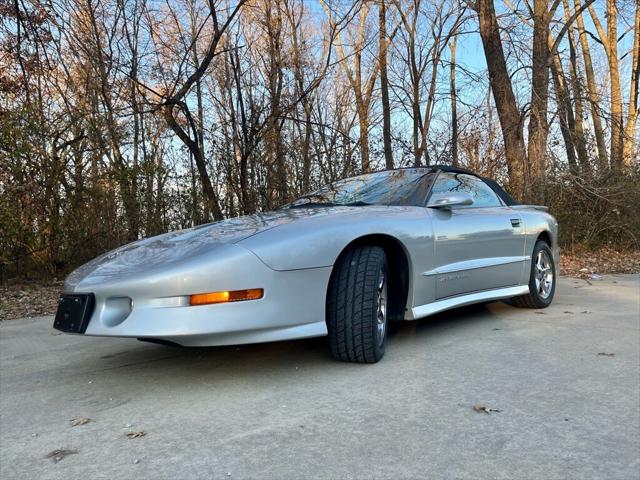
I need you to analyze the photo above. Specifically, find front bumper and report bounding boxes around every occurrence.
[64,244,332,346]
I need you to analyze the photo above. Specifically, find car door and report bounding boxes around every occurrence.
[426,172,527,299]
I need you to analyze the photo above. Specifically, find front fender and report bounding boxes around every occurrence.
[238,207,432,271]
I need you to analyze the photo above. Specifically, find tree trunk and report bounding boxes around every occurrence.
[265,2,287,207]
[449,36,458,167]
[623,2,640,165]
[379,0,393,169]
[574,0,608,170]
[474,0,526,199]
[408,25,422,167]
[527,0,552,201]
[549,44,579,172]
[589,0,624,169]
[562,0,589,172]
[358,104,371,173]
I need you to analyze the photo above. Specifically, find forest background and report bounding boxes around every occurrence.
[1,0,638,284]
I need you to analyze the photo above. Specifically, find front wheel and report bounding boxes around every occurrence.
[327,246,388,363]
[510,240,556,308]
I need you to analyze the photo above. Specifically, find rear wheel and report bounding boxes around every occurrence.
[327,246,388,363]
[510,240,556,308]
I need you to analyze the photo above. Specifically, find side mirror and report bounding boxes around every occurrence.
[427,192,474,209]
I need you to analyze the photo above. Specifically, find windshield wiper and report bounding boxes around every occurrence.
[287,201,340,208]
[287,201,372,209]
[340,201,373,206]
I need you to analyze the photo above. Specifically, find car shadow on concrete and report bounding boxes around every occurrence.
[70,301,503,385]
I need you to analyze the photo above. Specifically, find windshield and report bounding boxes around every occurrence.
[285,169,435,208]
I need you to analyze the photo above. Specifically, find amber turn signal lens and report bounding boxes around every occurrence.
[189,288,263,306]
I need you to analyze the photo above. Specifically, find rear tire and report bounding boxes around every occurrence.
[327,246,388,363]
[510,240,556,308]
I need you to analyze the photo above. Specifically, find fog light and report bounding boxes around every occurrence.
[189,288,263,306]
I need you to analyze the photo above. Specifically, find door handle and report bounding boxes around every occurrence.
[510,218,521,228]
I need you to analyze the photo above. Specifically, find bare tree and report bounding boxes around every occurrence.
[392,0,464,166]
[157,1,247,220]
[449,33,458,166]
[588,0,624,169]
[323,0,378,172]
[574,0,608,170]
[379,0,394,169]
[471,0,527,196]
[623,2,640,164]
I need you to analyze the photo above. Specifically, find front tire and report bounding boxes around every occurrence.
[327,246,388,363]
[510,240,556,308]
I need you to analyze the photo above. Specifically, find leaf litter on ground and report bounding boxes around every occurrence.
[560,248,640,278]
[126,431,146,439]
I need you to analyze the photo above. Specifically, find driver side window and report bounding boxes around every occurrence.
[431,172,502,208]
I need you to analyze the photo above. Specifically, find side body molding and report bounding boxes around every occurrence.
[422,256,531,276]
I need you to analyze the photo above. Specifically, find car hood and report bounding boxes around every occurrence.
[64,207,352,289]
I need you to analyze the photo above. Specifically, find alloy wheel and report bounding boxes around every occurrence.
[376,268,388,347]
[534,250,554,299]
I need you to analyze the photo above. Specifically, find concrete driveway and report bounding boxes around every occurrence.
[1,275,638,480]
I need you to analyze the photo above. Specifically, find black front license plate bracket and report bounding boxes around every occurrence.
[53,293,95,333]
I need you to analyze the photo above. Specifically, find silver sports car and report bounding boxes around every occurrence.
[54,166,559,363]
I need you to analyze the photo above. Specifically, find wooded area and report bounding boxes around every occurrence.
[1,0,638,282]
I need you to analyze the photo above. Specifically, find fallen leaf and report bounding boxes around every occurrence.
[46,449,78,463]
[473,405,502,414]
[597,352,615,357]
[126,431,146,439]
[70,417,90,427]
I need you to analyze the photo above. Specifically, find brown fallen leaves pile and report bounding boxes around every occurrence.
[560,247,640,278]
[0,282,62,321]
[0,248,637,321]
